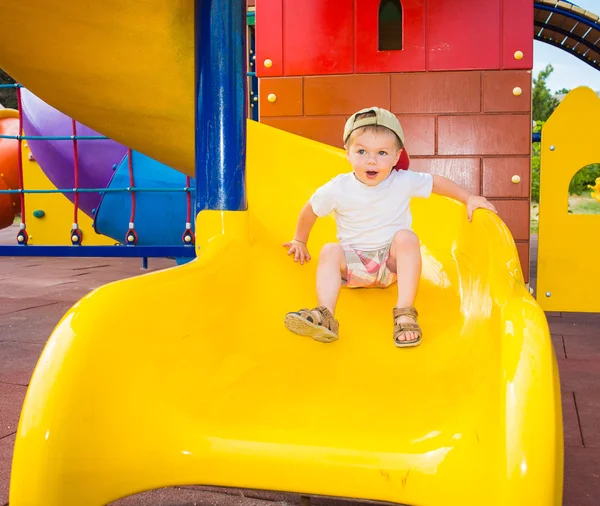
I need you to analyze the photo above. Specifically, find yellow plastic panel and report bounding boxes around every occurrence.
[10,122,562,506]
[537,87,600,312]
[21,141,114,245]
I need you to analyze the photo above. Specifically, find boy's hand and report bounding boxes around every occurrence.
[283,239,311,265]
[467,195,498,221]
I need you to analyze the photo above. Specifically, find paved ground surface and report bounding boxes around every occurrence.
[0,226,598,505]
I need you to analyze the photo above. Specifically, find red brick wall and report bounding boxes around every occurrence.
[259,70,532,280]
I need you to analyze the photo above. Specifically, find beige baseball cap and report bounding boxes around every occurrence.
[343,106,410,170]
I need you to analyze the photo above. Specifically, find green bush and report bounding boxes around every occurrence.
[570,164,600,195]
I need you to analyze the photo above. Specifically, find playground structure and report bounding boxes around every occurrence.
[0,108,19,229]
[536,87,600,313]
[7,0,600,504]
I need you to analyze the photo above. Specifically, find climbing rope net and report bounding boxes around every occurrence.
[0,83,196,255]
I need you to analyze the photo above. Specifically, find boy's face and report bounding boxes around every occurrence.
[345,129,402,187]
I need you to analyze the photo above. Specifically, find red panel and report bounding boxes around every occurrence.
[410,158,481,195]
[391,72,480,113]
[256,0,283,77]
[259,78,303,117]
[396,115,435,156]
[304,74,390,115]
[283,0,353,76]
[355,0,425,73]
[427,0,501,71]
[502,0,533,69]
[437,115,530,155]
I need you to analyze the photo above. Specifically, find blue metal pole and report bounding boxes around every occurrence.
[195,0,247,212]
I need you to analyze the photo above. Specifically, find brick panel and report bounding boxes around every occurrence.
[304,74,390,115]
[391,72,481,114]
[438,115,531,155]
[516,241,530,282]
[259,77,303,117]
[397,115,435,156]
[489,199,530,241]
[483,157,531,198]
[483,71,532,112]
[410,158,481,195]
[261,116,347,148]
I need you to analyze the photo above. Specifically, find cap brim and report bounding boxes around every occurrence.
[394,149,410,171]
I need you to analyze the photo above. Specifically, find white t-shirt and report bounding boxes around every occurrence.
[310,170,433,251]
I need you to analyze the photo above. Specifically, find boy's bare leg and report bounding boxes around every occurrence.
[316,243,347,314]
[387,230,422,342]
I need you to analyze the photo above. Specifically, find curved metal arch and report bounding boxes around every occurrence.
[534,1,600,71]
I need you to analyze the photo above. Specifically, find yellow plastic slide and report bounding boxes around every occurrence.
[0,2,563,505]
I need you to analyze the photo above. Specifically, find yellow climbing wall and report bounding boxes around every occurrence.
[537,86,600,312]
[20,140,113,246]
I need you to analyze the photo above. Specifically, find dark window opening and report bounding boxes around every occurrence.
[378,0,403,51]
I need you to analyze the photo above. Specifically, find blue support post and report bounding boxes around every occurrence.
[195,0,247,212]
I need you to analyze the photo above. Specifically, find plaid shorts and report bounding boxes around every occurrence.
[342,243,397,288]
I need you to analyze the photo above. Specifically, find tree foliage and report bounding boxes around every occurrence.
[532,64,559,122]
[531,67,599,202]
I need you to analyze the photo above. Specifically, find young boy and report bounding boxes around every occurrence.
[283,106,497,348]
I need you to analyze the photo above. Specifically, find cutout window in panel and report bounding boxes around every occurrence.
[567,164,600,214]
[379,0,403,51]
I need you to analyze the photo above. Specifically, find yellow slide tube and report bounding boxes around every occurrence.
[10,123,562,505]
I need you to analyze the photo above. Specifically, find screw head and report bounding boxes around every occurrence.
[545,292,552,298]
[514,50,524,60]
[511,175,521,184]
[264,59,273,68]
[267,93,277,103]
[513,86,523,96]
[550,145,555,151]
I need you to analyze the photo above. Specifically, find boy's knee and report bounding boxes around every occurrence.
[320,243,344,261]
[392,230,419,248]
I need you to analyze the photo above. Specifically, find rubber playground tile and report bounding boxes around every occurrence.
[559,312,600,322]
[552,334,566,359]
[0,302,72,344]
[0,341,44,386]
[110,487,291,506]
[0,382,26,439]
[575,391,600,449]
[562,391,584,448]
[0,433,15,506]
[558,358,600,393]
[0,278,79,299]
[563,335,600,360]
[548,320,600,338]
[0,297,60,316]
[563,447,600,506]
[112,487,392,506]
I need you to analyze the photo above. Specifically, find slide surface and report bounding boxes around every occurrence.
[0,2,563,505]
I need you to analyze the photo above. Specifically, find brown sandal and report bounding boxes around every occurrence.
[284,306,339,343]
[393,307,422,348]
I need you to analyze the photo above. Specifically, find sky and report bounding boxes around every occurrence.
[533,0,600,93]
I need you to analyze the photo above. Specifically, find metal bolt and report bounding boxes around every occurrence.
[545,292,552,298]
[549,145,555,151]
